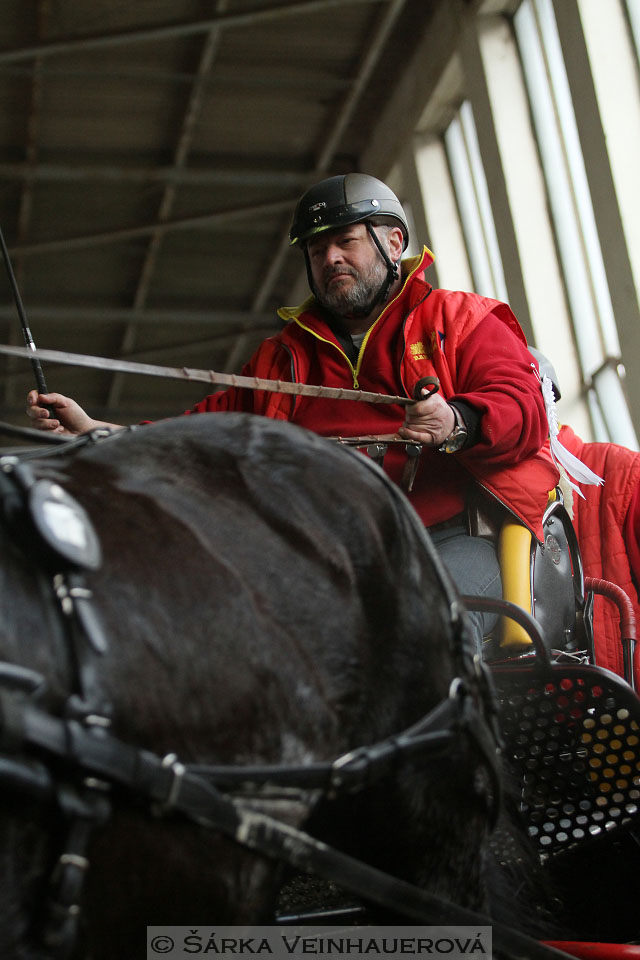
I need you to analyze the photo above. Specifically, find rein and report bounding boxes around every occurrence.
[0,342,419,407]
[0,696,570,960]
[0,432,564,960]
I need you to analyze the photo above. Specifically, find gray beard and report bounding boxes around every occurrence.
[316,258,388,318]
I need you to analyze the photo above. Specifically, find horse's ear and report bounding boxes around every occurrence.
[28,480,102,571]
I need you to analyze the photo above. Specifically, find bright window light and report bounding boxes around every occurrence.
[444,104,508,301]
[625,0,640,62]
[477,14,589,437]
[413,135,474,292]
[579,0,640,313]
[514,0,636,447]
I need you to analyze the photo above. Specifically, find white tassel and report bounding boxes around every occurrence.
[540,373,604,499]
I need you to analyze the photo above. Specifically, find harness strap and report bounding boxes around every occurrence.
[1,685,483,818]
[0,435,511,952]
[0,343,419,407]
[0,457,110,720]
[0,691,567,960]
[0,420,71,445]
[192,694,463,793]
[191,682,502,831]
[43,787,111,960]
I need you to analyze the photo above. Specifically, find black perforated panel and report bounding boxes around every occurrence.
[492,663,640,856]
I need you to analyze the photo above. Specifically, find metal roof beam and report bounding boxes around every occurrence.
[0,163,309,188]
[7,198,296,257]
[0,306,276,328]
[360,0,468,176]
[1,62,351,94]
[107,0,230,408]
[251,0,408,313]
[0,0,387,64]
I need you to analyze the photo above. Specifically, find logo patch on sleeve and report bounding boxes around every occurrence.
[409,340,428,361]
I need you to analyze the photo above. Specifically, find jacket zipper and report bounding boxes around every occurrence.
[293,320,361,387]
[293,259,427,390]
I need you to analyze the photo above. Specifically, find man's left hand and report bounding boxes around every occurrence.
[398,392,456,446]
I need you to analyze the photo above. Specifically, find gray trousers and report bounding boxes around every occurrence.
[428,523,502,653]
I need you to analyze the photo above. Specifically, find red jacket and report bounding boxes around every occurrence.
[188,248,558,538]
[558,424,640,676]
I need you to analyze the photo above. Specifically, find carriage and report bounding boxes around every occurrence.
[0,361,639,960]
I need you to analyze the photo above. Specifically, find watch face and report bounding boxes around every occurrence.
[440,425,467,453]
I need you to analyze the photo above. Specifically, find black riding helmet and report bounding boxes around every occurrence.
[289,173,409,248]
[289,173,410,316]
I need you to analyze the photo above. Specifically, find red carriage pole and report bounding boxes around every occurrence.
[545,942,640,959]
[585,576,638,691]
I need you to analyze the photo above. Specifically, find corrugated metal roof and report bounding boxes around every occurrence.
[0,0,444,425]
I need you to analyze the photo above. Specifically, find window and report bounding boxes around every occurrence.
[514,0,636,447]
[413,136,474,292]
[443,101,508,302]
[400,0,640,447]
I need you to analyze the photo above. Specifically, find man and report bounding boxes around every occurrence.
[531,347,640,679]
[27,173,559,647]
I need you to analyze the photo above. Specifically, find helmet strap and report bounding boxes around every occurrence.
[364,221,399,310]
[303,247,317,299]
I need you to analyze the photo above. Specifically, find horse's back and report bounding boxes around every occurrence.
[0,413,485,948]
[38,413,458,754]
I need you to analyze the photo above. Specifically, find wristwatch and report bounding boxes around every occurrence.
[438,404,468,454]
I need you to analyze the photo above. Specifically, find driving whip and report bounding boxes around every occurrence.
[0,225,52,401]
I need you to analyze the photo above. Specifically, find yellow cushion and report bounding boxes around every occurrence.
[498,520,534,648]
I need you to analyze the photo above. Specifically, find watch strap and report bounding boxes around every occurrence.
[438,404,468,453]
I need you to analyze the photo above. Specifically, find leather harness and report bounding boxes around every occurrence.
[0,424,563,960]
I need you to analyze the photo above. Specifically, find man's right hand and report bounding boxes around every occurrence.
[26,390,115,436]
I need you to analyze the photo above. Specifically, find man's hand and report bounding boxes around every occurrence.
[26,390,119,436]
[398,391,456,446]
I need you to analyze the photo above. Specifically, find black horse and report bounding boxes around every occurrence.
[0,413,500,959]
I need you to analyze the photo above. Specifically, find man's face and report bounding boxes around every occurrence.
[306,223,390,318]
